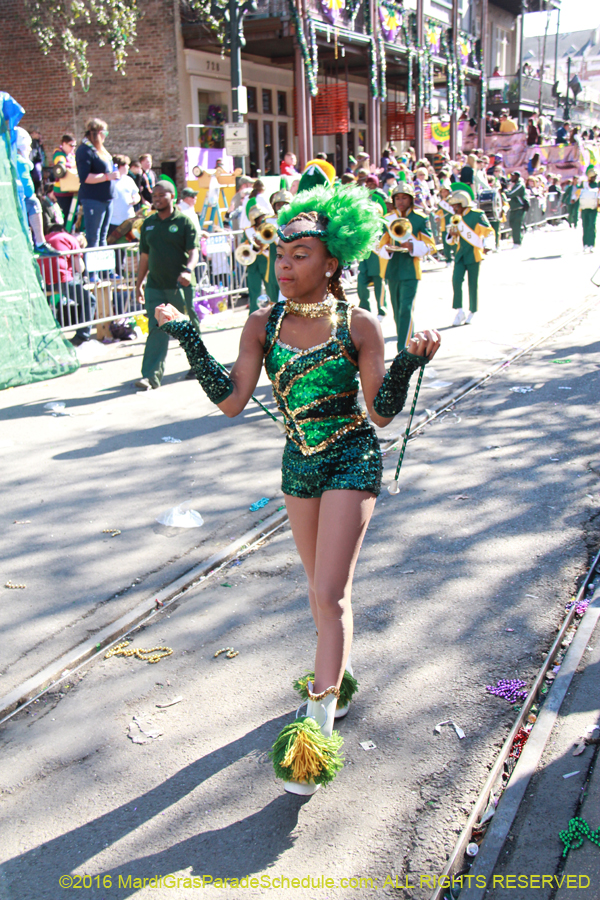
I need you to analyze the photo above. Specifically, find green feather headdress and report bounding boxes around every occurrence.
[277,184,382,266]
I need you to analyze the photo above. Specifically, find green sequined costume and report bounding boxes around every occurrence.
[162,299,424,499]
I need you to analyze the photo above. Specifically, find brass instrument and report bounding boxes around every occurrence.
[386,216,412,252]
[450,214,462,225]
[447,213,462,239]
[235,243,258,266]
[256,221,278,245]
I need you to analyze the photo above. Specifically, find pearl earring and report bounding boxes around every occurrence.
[325,271,332,277]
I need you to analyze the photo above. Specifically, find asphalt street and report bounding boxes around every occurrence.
[0,225,599,900]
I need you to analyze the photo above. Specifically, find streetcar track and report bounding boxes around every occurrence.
[0,294,597,731]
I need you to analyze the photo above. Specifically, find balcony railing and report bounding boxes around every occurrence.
[488,74,556,110]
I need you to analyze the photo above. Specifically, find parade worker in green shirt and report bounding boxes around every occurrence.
[447,189,494,326]
[506,171,528,246]
[135,181,201,390]
[562,176,580,228]
[378,183,436,350]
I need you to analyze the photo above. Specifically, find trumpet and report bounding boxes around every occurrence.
[386,217,412,252]
[235,243,257,266]
[257,221,278,245]
[448,214,462,238]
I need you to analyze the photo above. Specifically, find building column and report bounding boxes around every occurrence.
[415,0,424,159]
[478,0,488,148]
[294,43,313,168]
[449,0,459,158]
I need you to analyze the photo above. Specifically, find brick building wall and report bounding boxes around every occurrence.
[0,0,187,184]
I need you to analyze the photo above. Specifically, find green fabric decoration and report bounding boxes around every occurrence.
[294,670,359,708]
[277,184,382,265]
[452,181,475,201]
[296,164,331,194]
[270,717,344,786]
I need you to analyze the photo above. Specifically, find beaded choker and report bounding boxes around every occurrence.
[284,296,335,318]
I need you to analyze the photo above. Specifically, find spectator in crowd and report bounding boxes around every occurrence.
[486,111,499,133]
[355,168,370,186]
[139,153,156,204]
[280,151,299,177]
[75,117,119,248]
[340,172,356,185]
[345,154,357,174]
[52,133,78,222]
[527,116,540,146]
[128,159,144,205]
[15,126,57,257]
[556,121,569,144]
[432,143,449,176]
[527,152,542,176]
[40,184,64,234]
[177,187,201,231]
[29,129,46,191]
[134,181,201,390]
[109,154,141,236]
[569,126,582,148]
[499,110,518,133]
[460,154,477,186]
[40,223,96,345]
[354,151,370,175]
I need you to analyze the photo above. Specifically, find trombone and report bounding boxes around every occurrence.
[386,216,412,252]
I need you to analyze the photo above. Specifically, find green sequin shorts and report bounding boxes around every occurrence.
[281,426,382,499]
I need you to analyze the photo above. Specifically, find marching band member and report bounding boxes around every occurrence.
[562,175,580,229]
[379,184,436,350]
[579,167,600,253]
[506,171,528,247]
[243,205,272,312]
[434,181,455,265]
[267,189,293,303]
[357,184,388,318]
[447,189,494,326]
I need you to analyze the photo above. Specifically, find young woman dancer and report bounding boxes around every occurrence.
[156,184,440,794]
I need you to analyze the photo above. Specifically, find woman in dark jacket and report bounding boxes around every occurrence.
[75,117,119,247]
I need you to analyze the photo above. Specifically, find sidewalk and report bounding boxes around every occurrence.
[465,586,600,900]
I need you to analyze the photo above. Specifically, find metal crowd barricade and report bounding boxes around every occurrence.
[37,229,249,336]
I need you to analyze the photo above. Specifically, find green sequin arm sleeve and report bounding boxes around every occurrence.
[373,350,426,417]
[161,319,234,404]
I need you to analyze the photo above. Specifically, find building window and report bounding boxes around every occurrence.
[263,121,274,174]
[349,101,355,123]
[358,103,366,123]
[247,86,257,113]
[262,89,273,114]
[277,91,287,115]
[358,129,366,152]
[347,129,355,160]
[248,119,259,177]
[278,122,288,165]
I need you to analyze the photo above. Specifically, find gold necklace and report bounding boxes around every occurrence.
[284,296,335,318]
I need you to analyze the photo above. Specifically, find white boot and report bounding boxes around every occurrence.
[452,308,466,326]
[284,684,339,796]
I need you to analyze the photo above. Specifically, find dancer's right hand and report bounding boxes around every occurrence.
[155,304,185,326]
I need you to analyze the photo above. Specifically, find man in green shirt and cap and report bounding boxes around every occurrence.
[135,181,200,390]
[506,171,528,246]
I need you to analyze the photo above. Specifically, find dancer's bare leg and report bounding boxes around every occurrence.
[285,495,320,628]
[285,490,376,692]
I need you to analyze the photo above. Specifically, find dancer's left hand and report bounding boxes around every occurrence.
[407,329,441,360]
[155,304,185,327]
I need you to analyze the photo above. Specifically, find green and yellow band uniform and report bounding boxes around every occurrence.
[379,205,436,351]
[562,181,580,228]
[446,195,494,314]
[357,189,388,317]
[243,215,270,313]
[434,198,456,262]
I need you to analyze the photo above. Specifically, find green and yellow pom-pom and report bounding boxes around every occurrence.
[293,670,359,709]
[270,717,344,785]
